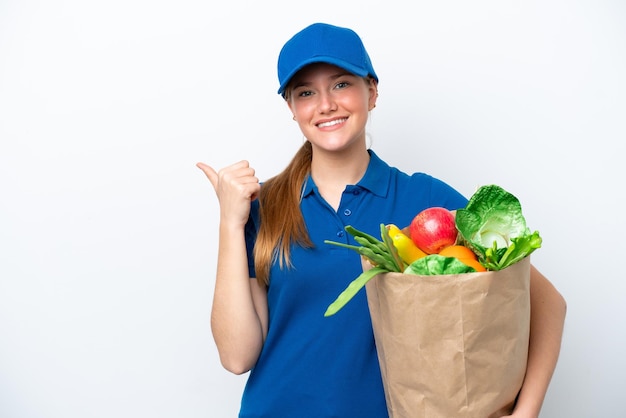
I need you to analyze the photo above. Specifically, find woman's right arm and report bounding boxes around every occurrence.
[197,161,268,375]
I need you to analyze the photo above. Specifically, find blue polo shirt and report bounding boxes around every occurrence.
[239,150,467,418]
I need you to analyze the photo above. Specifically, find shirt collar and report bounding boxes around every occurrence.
[301,149,390,199]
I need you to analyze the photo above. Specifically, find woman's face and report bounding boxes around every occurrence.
[286,63,378,154]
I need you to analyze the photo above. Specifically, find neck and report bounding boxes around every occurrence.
[309,146,370,210]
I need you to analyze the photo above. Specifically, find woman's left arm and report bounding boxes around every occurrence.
[507,265,567,418]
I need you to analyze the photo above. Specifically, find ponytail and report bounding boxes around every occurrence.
[253,141,314,285]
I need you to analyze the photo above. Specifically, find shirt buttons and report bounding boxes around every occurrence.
[343,209,352,216]
[352,189,360,196]
[336,230,345,238]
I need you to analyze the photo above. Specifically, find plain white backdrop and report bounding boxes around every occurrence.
[1,1,624,417]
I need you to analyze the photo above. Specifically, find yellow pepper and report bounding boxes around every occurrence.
[387,224,427,265]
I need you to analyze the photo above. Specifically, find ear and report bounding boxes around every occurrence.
[368,79,379,111]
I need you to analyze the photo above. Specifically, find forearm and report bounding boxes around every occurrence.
[211,221,266,374]
[513,266,567,417]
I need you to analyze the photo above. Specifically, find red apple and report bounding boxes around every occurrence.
[409,207,458,254]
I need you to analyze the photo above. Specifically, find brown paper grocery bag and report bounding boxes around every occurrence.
[365,256,531,418]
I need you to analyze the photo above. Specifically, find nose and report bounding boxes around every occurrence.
[317,91,337,114]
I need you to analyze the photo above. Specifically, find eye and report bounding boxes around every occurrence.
[334,81,350,89]
[297,90,314,97]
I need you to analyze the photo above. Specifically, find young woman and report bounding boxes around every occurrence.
[197,22,566,418]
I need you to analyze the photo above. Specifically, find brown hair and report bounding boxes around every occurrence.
[253,141,314,285]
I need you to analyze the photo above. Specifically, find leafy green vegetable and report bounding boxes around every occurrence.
[481,232,543,271]
[455,184,541,270]
[404,254,477,276]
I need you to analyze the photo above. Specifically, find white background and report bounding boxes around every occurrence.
[1,1,624,417]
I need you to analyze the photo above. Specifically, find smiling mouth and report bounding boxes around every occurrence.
[317,118,347,128]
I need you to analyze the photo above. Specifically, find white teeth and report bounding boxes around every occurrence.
[318,118,346,128]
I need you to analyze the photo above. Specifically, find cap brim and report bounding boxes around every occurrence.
[277,56,369,95]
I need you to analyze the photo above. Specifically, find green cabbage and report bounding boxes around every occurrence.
[455,185,542,271]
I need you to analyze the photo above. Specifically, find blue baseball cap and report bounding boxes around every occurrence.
[277,23,378,96]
